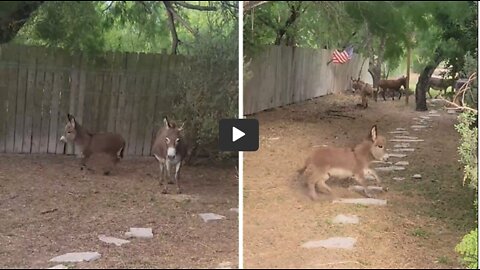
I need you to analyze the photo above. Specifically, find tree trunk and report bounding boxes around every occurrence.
[274,2,300,45]
[415,53,442,111]
[406,45,411,105]
[0,1,44,44]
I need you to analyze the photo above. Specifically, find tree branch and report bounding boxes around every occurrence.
[163,1,179,55]
[168,5,197,35]
[0,1,44,44]
[171,1,217,11]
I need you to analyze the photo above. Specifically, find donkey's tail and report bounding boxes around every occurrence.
[119,141,126,159]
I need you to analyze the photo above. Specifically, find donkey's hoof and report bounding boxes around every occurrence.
[161,188,168,194]
[176,189,182,194]
[103,171,111,176]
[168,181,174,185]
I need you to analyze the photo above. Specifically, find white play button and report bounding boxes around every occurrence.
[232,127,245,142]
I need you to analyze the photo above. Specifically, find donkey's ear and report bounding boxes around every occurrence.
[164,117,171,129]
[178,122,185,132]
[370,125,378,141]
[68,114,76,127]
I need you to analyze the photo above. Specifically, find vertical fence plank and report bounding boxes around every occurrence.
[115,54,127,142]
[66,53,81,155]
[55,50,71,154]
[142,54,161,156]
[107,53,120,133]
[0,45,8,152]
[39,49,54,153]
[31,48,46,153]
[22,46,37,153]
[98,53,113,133]
[123,53,138,155]
[74,54,87,155]
[47,48,64,154]
[5,45,19,153]
[14,47,28,152]
[133,53,149,156]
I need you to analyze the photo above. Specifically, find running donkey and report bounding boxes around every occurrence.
[298,125,387,199]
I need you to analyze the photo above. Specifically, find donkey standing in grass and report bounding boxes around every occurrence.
[152,117,188,194]
[298,125,387,200]
[60,113,126,175]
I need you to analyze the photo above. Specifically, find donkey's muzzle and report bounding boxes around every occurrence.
[168,155,176,160]
[60,136,67,143]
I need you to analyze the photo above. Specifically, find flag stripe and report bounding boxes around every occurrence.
[331,47,353,64]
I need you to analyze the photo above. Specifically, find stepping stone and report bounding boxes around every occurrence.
[375,166,405,172]
[302,237,356,249]
[420,116,430,119]
[447,109,457,114]
[389,131,410,134]
[371,160,393,165]
[332,214,359,224]
[394,136,418,139]
[48,265,68,269]
[199,213,226,222]
[393,177,405,181]
[411,125,428,129]
[50,252,101,263]
[395,161,409,166]
[216,262,234,269]
[413,129,421,131]
[348,185,386,193]
[268,137,280,141]
[413,174,422,179]
[333,198,387,206]
[165,194,200,203]
[98,235,130,246]
[429,114,441,117]
[396,128,407,131]
[229,208,239,213]
[390,139,424,142]
[125,228,153,239]
[393,148,415,152]
[386,153,407,158]
[429,110,439,114]
[394,143,410,148]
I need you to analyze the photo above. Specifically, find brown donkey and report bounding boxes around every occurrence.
[151,117,188,194]
[298,125,387,200]
[378,76,407,101]
[60,114,126,174]
[351,77,377,108]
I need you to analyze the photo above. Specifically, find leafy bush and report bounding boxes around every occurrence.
[454,110,478,268]
[455,229,478,269]
[168,13,238,162]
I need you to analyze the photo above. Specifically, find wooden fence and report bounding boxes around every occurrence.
[244,46,372,115]
[0,44,196,156]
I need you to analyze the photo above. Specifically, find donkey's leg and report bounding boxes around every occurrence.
[353,173,373,198]
[165,160,173,190]
[174,161,182,194]
[159,161,169,194]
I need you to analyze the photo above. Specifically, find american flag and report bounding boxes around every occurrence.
[331,46,354,64]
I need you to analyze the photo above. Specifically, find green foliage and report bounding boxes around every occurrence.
[455,229,478,269]
[13,1,236,56]
[454,110,478,268]
[168,15,238,160]
[455,111,478,190]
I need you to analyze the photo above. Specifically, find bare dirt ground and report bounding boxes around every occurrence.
[244,93,476,269]
[0,155,238,269]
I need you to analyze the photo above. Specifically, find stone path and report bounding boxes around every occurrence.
[45,206,235,269]
[301,103,450,260]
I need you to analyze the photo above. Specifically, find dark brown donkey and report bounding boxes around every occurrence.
[151,117,187,194]
[378,76,407,101]
[60,114,126,174]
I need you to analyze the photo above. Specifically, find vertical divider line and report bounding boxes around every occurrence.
[238,2,244,269]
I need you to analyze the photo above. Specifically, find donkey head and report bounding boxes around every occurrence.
[60,113,78,143]
[163,117,184,161]
[367,125,387,161]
